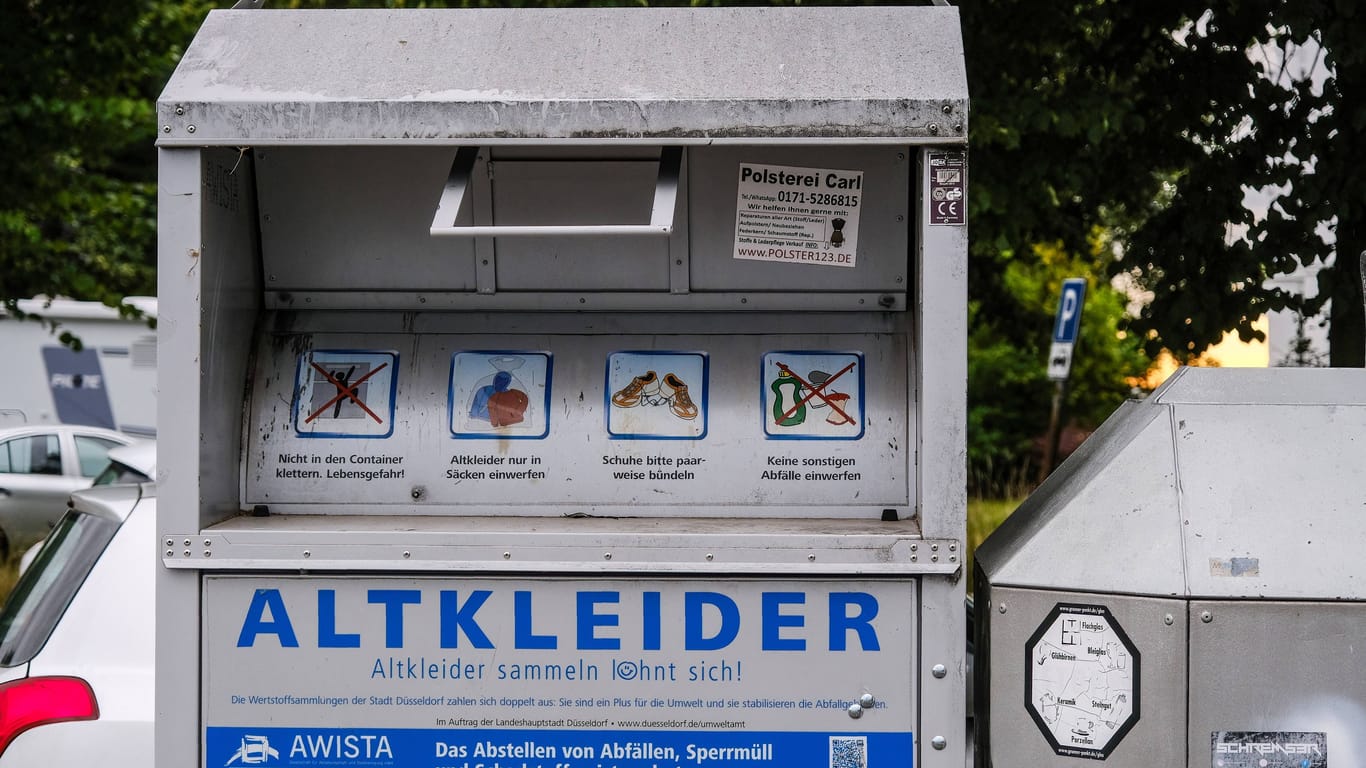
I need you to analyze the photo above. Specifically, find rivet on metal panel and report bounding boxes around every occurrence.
[175,105,185,116]
[162,125,171,134]
[807,554,816,562]
[403,551,411,559]
[896,215,904,222]
[410,486,426,500]
[932,555,939,563]
[184,539,191,547]
[878,295,895,308]
[165,539,174,547]
[675,259,683,266]
[932,664,947,679]
[165,550,174,557]
[927,123,940,135]
[950,555,957,563]
[503,552,511,559]
[998,603,1007,614]
[419,296,427,304]
[846,705,863,719]
[1164,614,1174,626]
[580,298,587,304]
[896,277,904,284]
[953,123,964,133]
[186,125,196,133]
[204,539,212,547]
[931,544,939,552]
[931,736,947,750]
[941,104,953,115]
[911,556,918,562]
[911,544,918,552]
[269,274,277,282]
[705,553,714,561]
[859,693,875,709]
[896,152,905,161]
[1200,610,1213,623]
[604,552,612,560]
[482,259,489,266]
[949,543,957,552]
[303,550,311,558]
[183,550,191,558]
[740,297,749,304]
[204,550,212,558]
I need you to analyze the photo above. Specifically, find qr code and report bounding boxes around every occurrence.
[830,736,867,768]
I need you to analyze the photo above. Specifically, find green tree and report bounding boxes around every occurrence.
[1122,2,1363,367]
[0,1,212,332]
[959,0,1361,366]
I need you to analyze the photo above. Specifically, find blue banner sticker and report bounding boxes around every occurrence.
[206,728,913,768]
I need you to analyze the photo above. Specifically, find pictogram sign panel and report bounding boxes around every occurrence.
[294,350,398,438]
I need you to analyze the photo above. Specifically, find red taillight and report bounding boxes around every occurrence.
[0,676,99,756]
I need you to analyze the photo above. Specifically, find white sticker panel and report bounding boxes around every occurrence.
[248,332,909,512]
[733,163,863,268]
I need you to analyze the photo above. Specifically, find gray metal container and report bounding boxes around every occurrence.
[155,8,971,768]
[974,366,1366,766]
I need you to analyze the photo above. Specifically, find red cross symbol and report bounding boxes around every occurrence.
[774,360,856,426]
[304,360,389,424]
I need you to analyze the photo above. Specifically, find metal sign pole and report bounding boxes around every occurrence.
[1039,278,1086,482]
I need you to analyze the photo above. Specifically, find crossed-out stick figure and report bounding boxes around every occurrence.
[304,360,388,424]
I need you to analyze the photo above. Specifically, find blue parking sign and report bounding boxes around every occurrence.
[1052,279,1087,344]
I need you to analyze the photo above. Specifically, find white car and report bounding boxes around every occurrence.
[0,482,154,764]
[0,425,144,557]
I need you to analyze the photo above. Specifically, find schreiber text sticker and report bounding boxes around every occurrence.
[1212,731,1326,768]
[294,350,398,438]
[734,163,863,268]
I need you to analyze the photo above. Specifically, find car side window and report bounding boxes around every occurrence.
[0,434,62,475]
[74,435,122,478]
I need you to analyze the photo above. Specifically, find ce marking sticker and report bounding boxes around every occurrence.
[928,152,966,226]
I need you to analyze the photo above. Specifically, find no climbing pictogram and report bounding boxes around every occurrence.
[294,350,398,438]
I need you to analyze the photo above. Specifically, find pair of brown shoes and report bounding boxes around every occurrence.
[612,371,697,420]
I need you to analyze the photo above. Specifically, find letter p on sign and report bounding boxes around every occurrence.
[1048,278,1087,381]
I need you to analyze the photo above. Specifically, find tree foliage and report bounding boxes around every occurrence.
[959,0,1363,366]
[0,1,214,323]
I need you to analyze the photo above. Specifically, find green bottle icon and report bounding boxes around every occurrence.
[771,370,806,426]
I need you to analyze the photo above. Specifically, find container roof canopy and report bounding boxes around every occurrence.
[975,367,1366,600]
[157,7,968,145]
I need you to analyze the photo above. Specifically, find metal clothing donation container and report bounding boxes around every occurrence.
[154,8,970,768]
[974,367,1366,767]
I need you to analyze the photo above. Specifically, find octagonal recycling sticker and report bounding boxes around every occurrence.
[1025,603,1140,760]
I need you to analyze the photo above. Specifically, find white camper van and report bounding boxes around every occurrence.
[0,297,157,437]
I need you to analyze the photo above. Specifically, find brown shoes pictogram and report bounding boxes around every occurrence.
[661,373,698,420]
[611,370,659,407]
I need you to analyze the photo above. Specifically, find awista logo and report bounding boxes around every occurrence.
[226,735,280,765]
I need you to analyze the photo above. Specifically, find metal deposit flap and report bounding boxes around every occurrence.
[202,575,916,768]
[245,323,910,516]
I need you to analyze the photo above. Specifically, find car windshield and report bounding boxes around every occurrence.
[0,509,119,666]
[92,460,151,487]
